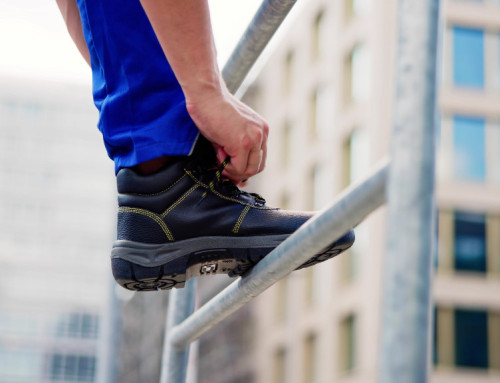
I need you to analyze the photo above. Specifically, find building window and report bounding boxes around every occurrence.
[81,314,99,339]
[310,90,318,139]
[303,334,317,383]
[50,354,96,382]
[339,314,356,372]
[345,45,371,104]
[275,278,288,323]
[342,128,370,188]
[340,252,356,285]
[304,262,323,306]
[305,268,315,306]
[437,210,499,276]
[453,27,484,88]
[284,51,294,95]
[273,348,286,383]
[454,212,486,273]
[434,307,500,370]
[312,11,326,59]
[453,115,485,181]
[282,121,293,169]
[455,309,488,368]
[55,312,99,339]
[312,163,332,210]
[310,86,331,140]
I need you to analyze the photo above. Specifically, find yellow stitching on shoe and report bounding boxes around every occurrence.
[233,205,251,234]
[127,174,187,196]
[119,207,174,241]
[161,184,199,218]
[202,157,229,200]
[184,170,269,210]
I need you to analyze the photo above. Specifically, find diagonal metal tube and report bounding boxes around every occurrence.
[161,2,299,381]
[222,0,297,93]
[169,160,389,348]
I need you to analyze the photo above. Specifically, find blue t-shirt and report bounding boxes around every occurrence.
[76,0,199,172]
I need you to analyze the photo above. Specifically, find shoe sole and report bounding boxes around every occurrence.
[111,231,355,291]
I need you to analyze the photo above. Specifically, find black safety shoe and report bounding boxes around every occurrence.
[111,139,354,291]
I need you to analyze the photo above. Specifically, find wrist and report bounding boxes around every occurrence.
[182,72,226,105]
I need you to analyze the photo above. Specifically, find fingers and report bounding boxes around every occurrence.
[222,125,267,184]
[215,145,228,165]
[187,87,269,184]
[223,148,265,184]
[246,148,264,176]
[259,132,267,172]
[225,148,261,180]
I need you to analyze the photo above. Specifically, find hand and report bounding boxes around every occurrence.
[137,0,267,184]
[185,84,269,185]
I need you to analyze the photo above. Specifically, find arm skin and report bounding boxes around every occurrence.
[139,0,268,184]
[56,0,268,184]
[55,0,91,66]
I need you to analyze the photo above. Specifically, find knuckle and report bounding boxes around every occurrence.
[241,134,253,150]
[262,121,269,136]
[253,129,264,145]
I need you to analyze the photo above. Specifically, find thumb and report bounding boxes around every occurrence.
[216,146,229,165]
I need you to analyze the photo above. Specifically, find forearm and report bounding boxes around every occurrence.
[56,0,91,66]
[140,0,269,183]
[139,0,222,102]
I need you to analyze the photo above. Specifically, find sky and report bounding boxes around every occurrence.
[0,0,261,84]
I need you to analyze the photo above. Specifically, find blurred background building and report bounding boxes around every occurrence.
[1,0,499,382]
[239,0,500,382]
[0,78,115,382]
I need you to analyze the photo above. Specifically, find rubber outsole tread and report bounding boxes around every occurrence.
[112,232,354,291]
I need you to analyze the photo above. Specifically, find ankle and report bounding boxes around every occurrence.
[133,156,171,175]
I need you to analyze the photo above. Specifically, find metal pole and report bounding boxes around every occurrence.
[379,1,440,382]
[169,161,389,348]
[222,0,297,93]
[159,279,197,383]
[160,2,299,380]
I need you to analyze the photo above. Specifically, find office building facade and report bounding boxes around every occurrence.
[241,0,500,382]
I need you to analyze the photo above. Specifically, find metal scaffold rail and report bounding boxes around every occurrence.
[379,1,440,382]
[159,0,440,382]
[222,0,297,94]
[170,160,388,350]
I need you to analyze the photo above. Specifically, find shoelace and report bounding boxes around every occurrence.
[195,156,266,206]
[202,156,231,198]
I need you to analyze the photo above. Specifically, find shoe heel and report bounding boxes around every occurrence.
[111,257,186,291]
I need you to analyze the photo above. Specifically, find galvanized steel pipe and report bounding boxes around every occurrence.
[222,0,297,93]
[379,1,440,382]
[169,160,389,348]
[159,279,197,383]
